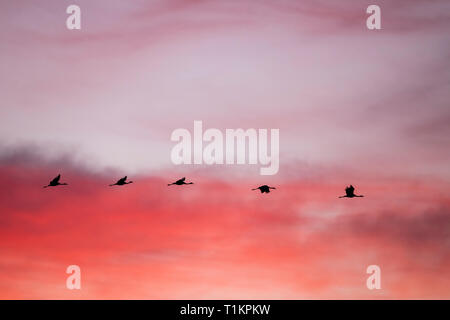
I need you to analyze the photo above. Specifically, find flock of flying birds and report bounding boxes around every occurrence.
[43,174,364,198]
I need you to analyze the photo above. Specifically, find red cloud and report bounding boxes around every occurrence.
[0,150,449,299]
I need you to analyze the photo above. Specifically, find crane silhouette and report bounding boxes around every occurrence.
[339,185,364,198]
[252,185,276,193]
[109,176,133,186]
[168,177,194,186]
[43,174,68,188]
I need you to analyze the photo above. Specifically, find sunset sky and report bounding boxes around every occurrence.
[0,0,449,299]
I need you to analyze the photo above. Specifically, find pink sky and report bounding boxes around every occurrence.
[0,0,449,299]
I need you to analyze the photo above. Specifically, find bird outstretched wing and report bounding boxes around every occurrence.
[178,177,186,183]
[118,176,127,184]
[51,174,61,184]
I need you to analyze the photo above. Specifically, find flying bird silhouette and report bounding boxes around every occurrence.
[43,174,68,188]
[168,177,194,186]
[252,185,276,193]
[339,185,364,198]
[109,176,133,186]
